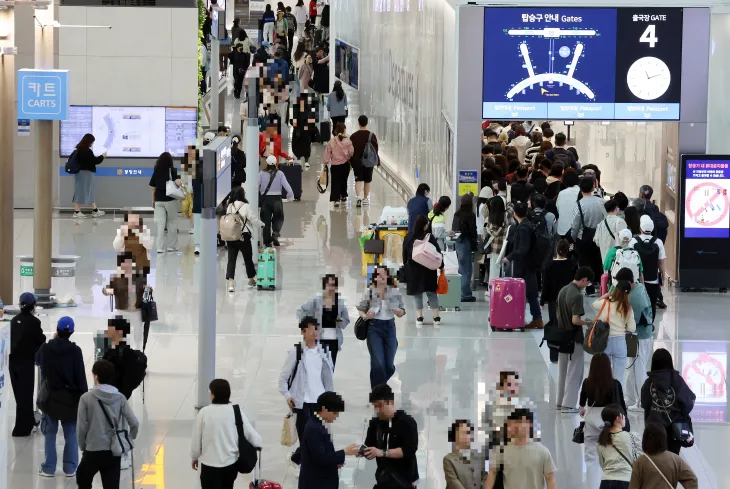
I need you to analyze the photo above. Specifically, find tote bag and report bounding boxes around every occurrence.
[412,234,442,270]
[165,169,186,200]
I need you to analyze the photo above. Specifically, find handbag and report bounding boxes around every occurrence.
[412,233,443,270]
[436,271,448,295]
[165,169,185,200]
[354,317,370,341]
[140,286,158,323]
[363,238,385,255]
[97,399,134,457]
[644,455,675,489]
[672,421,695,448]
[280,410,297,447]
[583,301,610,354]
[233,404,258,473]
[626,333,638,358]
[572,421,585,444]
[317,165,329,194]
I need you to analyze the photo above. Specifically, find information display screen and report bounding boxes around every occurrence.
[60,106,197,158]
[335,39,359,90]
[683,159,730,239]
[482,7,683,120]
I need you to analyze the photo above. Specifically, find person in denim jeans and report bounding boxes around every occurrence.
[357,266,405,387]
[590,281,636,388]
[451,194,479,302]
[35,316,88,477]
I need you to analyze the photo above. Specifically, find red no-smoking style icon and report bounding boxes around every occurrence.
[683,352,726,400]
[686,182,729,226]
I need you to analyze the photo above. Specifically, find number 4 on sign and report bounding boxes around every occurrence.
[640,24,658,48]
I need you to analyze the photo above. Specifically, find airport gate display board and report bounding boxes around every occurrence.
[482,8,683,120]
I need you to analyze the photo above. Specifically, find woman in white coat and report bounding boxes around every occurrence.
[224,186,264,292]
[296,273,350,368]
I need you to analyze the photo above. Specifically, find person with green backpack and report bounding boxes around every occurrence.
[220,187,263,292]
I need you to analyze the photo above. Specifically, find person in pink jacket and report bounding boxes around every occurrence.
[324,122,354,207]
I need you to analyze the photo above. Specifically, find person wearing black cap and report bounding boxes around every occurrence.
[9,292,46,436]
[36,316,88,477]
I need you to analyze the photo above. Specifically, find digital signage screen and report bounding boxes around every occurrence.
[335,39,359,90]
[683,159,730,239]
[482,7,683,120]
[60,106,197,158]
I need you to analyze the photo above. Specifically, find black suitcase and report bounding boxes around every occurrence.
[319,121,331,143]
[278,162,303,201]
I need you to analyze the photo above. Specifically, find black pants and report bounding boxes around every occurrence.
[331,115,346,135]
[9,358,35,436]
[200,69,207,95]
[547,302,559,363]
[599,480,629,489]
[321,339,339,368]
[329,163,350,202]
[645,282,660,325]
[287,31,294,53]
[291,402,317,465]
[576,239,602,295]
[226,235,256,279]
[77,450,121,489]
[200,462,238,489]
[261,195,284,246]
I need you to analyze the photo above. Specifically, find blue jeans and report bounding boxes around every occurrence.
[41,415,78,475]
[524,271,542,319]
[366,319,398,388]
[604,335,628,387]
[455,239,473,298]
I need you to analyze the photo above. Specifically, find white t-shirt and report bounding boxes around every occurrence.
[629,234,666,284]
[190,404,262,468]
[493,442,556,489]
[303,346,325,403]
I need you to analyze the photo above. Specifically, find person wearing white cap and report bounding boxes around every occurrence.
[258,155,294,247]
[604,228,643,288]
[630,215,666,321]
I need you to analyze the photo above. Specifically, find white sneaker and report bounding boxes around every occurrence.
[167,247,180,253]
[91,209,105,217]
[194,246,200,255]
[156,249,165,254]
[628,403,644,412]
[73,212,87,219]
[228,279,235,293]
[288,454,300,478]
[188,228,194,235]
[434,316,441,327]
[362,196,371,206]
[416,317,424,326]
[38,469,54,478]
[65,472,76,478]
[304,162,311,170]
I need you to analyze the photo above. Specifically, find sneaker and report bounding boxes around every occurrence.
[188,228,194,235]
[227,279,235,293]
[561,407,580,414]
[363,196,371,206]
[91,209,105,217]
[156,249,165,254]
[461,296,477,303]
[356,198,362,208]
[38,469,54,478]
[288,454,300,478]
[304,162,311,170]
[194,246,200,255]
[433,316,441,327]
[72,212,87,219]
[657,300,667,309]
[248,278,256,287]
[416,317,424,326]
[628,403,644,412]
[334,201,340,208]
[272,239,281,247]
[65,472,76,478]
[555,404,563,410]
[167,247,180,253]
[525,318,544,329]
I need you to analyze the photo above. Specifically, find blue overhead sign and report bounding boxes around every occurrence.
[17,69,70,120]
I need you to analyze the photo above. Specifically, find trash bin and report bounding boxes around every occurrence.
[18,256,80,306]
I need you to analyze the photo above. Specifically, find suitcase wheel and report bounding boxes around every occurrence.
[455,307,460,312]
[490,326,496,332]
[257,286,262,290]
[518,328,525,332]
[269,286,276,290]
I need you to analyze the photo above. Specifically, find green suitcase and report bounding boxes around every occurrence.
[256,247,277,290]
[438,273,462,311]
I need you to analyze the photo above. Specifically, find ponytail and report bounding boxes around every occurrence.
[597,404,623,446]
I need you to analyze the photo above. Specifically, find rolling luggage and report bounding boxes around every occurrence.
[488,277,526,331]
[438,274,462,311]
[257,247,277,290]
[250,449,282,489]
[600,272,609,296]
[278,162,303,201]
[319,121,331,143]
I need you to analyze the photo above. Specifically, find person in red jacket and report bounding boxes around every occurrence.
[309,0,317,24]
[259,121,291,165]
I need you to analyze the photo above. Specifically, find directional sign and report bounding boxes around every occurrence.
[17,69,70,121]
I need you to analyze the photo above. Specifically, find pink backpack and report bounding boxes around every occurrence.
[412,234,443,270]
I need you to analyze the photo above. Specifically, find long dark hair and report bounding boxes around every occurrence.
[76,133,95,150]
[584,353,615,403]
[334,122,347,140]
[650,348,675,371]
[598,404,624,447]
[293,42,306,62]
[488,195,505,227]
[333,80,345,102]
[609,281,632,318]
[624,207,641,235]
[154,152,175,174]
[231,185,248,204]
[412,214,429,241]
[237,30,248,42]
[454,194,474,218]
[369,265,396,289]
[432,196,451,216]
[296,0,304,5]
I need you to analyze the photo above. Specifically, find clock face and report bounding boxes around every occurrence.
[626,56,672,101]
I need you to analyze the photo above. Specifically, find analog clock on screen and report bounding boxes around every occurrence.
[626,56,671,101]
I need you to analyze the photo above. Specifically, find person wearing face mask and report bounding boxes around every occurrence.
[444,420,486,489]
[296,274,350,368]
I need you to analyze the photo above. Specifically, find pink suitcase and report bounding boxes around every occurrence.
[489,277,526,331]
[600,272,609,296]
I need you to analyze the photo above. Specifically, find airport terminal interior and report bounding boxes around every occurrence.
[2,1,730,489]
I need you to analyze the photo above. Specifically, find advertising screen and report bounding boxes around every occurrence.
[335,39,359,90]
[683,159,730,239]
[681,343,727,422]
[482,7,683,120]
[60,106,197,158]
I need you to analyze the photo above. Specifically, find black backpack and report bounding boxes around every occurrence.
[529,211,553,270]
[633,237,660,282]
[65,151,81,174]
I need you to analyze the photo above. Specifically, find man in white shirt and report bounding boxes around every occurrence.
[629,215,666,322]
[278,316,334,476]
[555,170,580,239]
[594,199,628,262]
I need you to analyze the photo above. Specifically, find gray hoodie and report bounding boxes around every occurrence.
[77,385,139,452]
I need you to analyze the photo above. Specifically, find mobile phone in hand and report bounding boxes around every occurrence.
[358,445,368,457]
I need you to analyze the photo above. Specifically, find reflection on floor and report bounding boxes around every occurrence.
[5,150,728,489]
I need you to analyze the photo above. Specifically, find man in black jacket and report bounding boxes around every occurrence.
[299,392,359,489]
[362,384,419,489]
[36,316,88,477]
[509,166,533,204]
[9,292,46,436]
[102,316,147,400]
[504,202,543,329]
[638,185,669,309]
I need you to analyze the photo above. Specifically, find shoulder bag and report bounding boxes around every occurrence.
[140,286,158,323]
[583,301,610,354]
[612,444,633,469]
[258,170,278,208]
[97,399,133,456]
[165,169,186,200]
[232,404,258,473]
[355,290,372,340]
[644,455,674,489]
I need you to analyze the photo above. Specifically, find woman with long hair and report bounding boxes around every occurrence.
[591,280,636,383]
[293,0,307,38]
[485,192,509,285]
[149,152,182,253]
[71,133,106,218]
[628,423,697,488]
[579,353,630,470]
[327,80,348,135]
[452,193,478,302]
[261,4,275,43]
[403,215,443,327]
[298,53,313,92]
[641,349,696,455]
[224,186,263,292]
[356,266,405,388]
[427,196,451,251]
[596,405,641,489]
[292,42,307,97]
[623,206,641,236]
[324,122,354,206]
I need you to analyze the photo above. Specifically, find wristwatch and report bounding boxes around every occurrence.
[383,449,389,458]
